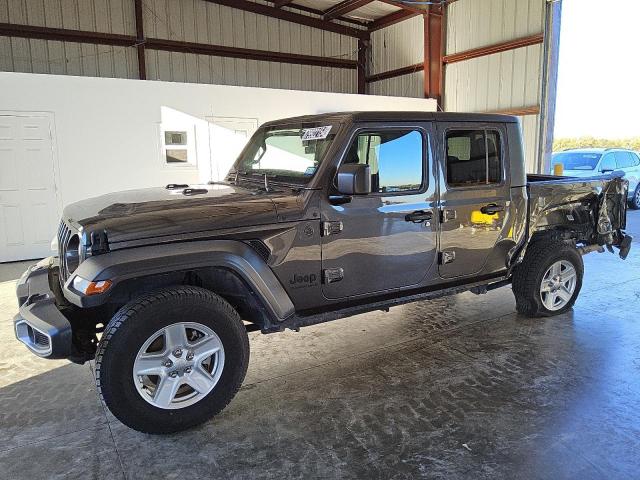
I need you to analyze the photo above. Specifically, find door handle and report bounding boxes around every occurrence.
[480,203,505,215]
[405,210,433,223]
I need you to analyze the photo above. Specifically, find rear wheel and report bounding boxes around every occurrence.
[512,240,584,317]
[95,286,249,434]
[630,185,640,209]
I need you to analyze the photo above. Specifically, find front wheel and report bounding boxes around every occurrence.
[95,286,249,434]
[512,240,584,317]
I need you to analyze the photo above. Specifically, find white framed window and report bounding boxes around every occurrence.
[160,125,197,169]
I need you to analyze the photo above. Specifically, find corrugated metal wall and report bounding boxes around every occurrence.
[444,0,545,172]
[143,0,357,92]
[444,44,542,113]
[0,0,138,78]
[0,0,549,170]
[518,113,540,173]
[369,15,424,98]
[446,0,544,54]
[0,0,358,92]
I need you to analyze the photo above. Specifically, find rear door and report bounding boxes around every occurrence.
[320,123,439,299]
[436,123,510,279]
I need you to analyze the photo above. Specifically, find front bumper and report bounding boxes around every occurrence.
[14,257,73,359]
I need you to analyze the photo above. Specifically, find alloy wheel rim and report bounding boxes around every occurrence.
[539,260,577,311]
[132,322,225,410]
[635,189,640,208]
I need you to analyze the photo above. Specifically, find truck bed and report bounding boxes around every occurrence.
[524,172,629,257]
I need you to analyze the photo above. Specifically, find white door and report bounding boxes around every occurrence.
[207,117,258,181]
[0,115,58,262]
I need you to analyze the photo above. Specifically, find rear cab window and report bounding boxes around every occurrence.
[445,129,502,187]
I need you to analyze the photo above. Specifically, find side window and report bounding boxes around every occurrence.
[600,154,616,171]
[445,129,502,187]
[617,152,638,169]
[344,130,424,193]
[633,153,640,167]
[614,152,627,169]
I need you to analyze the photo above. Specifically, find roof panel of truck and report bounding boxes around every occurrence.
[261,111,520,127]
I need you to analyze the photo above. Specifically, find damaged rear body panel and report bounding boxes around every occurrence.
[524,173,631,261]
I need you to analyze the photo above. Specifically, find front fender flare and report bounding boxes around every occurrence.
[63,240,295,321]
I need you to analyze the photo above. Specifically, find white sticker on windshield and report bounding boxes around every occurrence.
[301,126,332,141]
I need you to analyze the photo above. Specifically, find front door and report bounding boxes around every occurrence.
[321,124,438,299]
[0,114,58,262]
[437,123,510,278]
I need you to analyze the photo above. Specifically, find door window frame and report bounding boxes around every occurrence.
[442,126,506,190]
[332,125,430,197]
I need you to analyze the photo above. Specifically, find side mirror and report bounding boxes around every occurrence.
[337,164,371,195]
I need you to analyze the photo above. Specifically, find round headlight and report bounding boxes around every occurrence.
[65,234,80,274]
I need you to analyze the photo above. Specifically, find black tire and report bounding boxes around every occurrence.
[630,185,640,210]
[512,240,584,317]
[95,286,249,434]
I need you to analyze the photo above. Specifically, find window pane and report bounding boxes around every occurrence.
[378,131,423,192]
[236,123,337,183]
[345,130,423,193]
[166,149,188,163]
[617,152,637,168]
[164,131,187,146]
[446,129,502,186]
[486,131,501,183]
[601,154,616,171]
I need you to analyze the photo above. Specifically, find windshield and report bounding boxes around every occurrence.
[233,122,339,184]
[552,152,601,170]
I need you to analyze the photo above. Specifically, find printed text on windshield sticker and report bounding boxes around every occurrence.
[301,126,332,141]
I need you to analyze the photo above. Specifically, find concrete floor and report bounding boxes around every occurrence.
[1,212,639,480]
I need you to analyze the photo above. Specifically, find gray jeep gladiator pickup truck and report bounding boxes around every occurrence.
[14,112,632,433]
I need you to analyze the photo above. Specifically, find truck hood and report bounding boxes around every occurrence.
[63,183,282,245]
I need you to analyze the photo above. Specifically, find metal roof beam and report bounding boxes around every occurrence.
[376,0,425,14]
[203,0,368,39]
[146,37,358,68]
[0,22,358,69]
[443,33,544,64]
[0,22,136,46]
[324,0,374,21]
[368,9,420,31]
[273,0,294,7]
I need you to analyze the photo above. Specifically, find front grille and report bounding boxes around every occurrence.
[57,220,72,285]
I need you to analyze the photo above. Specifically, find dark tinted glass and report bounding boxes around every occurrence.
[446,130,502,186]
[345,130,423,193]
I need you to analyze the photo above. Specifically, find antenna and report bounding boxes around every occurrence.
[263,173,270,192]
